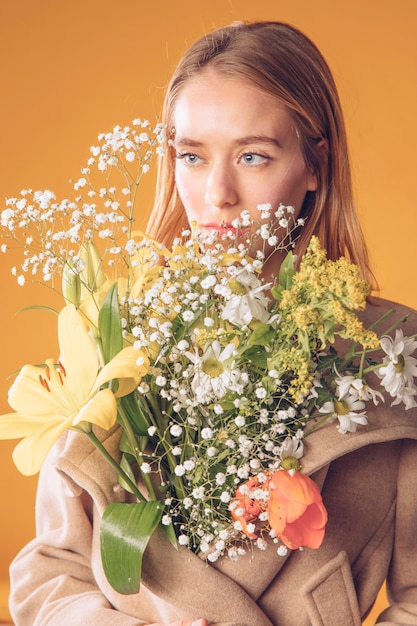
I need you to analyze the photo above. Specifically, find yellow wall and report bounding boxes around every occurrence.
[0,0,416,622]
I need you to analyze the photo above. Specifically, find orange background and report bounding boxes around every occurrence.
[0,0,416,623]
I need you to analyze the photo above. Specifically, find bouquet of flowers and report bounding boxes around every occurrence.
[1,119,416,595]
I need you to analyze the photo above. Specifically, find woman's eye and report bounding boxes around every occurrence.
[176,152,202,166]
[240,152,270,166]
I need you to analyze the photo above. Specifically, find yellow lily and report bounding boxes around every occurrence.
[0,304,149,475]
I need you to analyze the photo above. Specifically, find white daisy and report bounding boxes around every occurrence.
[186,340,237,402]
[335,373,383,405]
[319,393,368,434]
[220,269,271,326]
[377,329,417,400]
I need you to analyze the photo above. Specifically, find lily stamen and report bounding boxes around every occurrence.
[39,375,50,393]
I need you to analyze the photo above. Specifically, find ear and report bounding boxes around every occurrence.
[307,138,328,192]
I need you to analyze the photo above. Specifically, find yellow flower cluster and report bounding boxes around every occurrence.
[278,237,378,351]
[326,301,379,349]
[268,347,313,404]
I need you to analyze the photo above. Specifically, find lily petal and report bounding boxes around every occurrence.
[12,417,72,476]
[73,388,117,430]
[95,347,150,397]
[0,412,56,439]
[8,363,76,417]
[58,304,99,404]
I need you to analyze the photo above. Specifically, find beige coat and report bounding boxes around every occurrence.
[9,298,417,626]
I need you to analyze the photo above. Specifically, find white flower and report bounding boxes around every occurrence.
[280,437,304,460]
[192,486,205,499]
[215,472,226,485]
[391,386,417,410]
[201,274,217,289]
[235,415,245,427]
[319,394,368,434]
[178,535,189,546]
[187,341,237,401]
[170,424,183,437]
[221,269,270,326]
[277,545,289,556]
[335,373,383,405]
[255,387,267,399]
[376,330,417,404]
[182,310,194,322]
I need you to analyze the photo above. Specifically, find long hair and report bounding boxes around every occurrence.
[146,21,374,284]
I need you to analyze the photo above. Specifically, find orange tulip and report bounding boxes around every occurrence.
[267,469,327,550]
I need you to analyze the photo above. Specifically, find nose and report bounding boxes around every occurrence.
[204,163,238,210]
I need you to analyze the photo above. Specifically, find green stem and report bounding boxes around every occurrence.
[337,309,398,372]
[117,401,158,500]
[85,430,147,503]
[304,413,332,437]
[358,347,367,379]
[145,393,187,500]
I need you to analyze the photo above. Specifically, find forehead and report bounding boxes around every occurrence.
[172,69,295,138]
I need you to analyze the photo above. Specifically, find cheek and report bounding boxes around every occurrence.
[175,171,205,224]
[175,169,193,207]
[267,161,314,212]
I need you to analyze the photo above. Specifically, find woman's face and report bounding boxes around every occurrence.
[172,68,317,274]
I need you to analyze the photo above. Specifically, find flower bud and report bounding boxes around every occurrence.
[62,261,81,306]
[79,241,107,298]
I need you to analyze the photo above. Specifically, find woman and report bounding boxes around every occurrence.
[8,21,417,626]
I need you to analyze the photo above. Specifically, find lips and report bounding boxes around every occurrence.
[201,223,250,237]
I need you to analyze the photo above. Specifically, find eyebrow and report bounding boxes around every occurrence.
[173,135,283,149]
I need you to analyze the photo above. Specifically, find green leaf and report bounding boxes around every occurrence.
[278,251,296,290]
[241,345,268,368]
[98,282,123,363]
[120,393,151,436]
[100,501,163,594]
[162,520,178,549]
[117,453,138,495]
[16,305,59,316]
[247,323,275,347]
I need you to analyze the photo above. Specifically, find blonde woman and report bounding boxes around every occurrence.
[9,21,417,626]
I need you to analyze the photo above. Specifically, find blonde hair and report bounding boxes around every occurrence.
[147,21,374,284]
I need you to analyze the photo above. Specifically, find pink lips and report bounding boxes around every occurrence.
[201,223,250,237]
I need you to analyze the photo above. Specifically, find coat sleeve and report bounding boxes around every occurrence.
[9,448,146,626]
[376,438,417,625]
